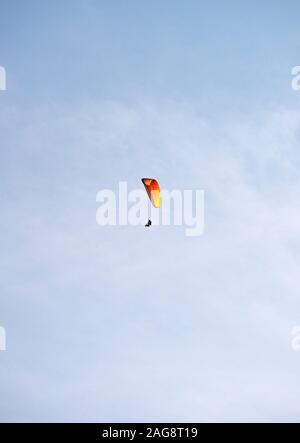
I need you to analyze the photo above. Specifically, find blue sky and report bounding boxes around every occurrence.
[1,0,300,422]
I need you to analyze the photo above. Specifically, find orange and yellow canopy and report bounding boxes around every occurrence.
[141,178,161,208]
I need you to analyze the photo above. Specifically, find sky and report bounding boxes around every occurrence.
[1,0,300,422]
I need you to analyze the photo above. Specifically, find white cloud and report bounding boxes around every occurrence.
[1,100,300,422]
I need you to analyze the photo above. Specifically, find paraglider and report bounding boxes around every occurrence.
[141,178,160,227]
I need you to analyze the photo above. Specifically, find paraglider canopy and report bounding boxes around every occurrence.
[141,178,161,208]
